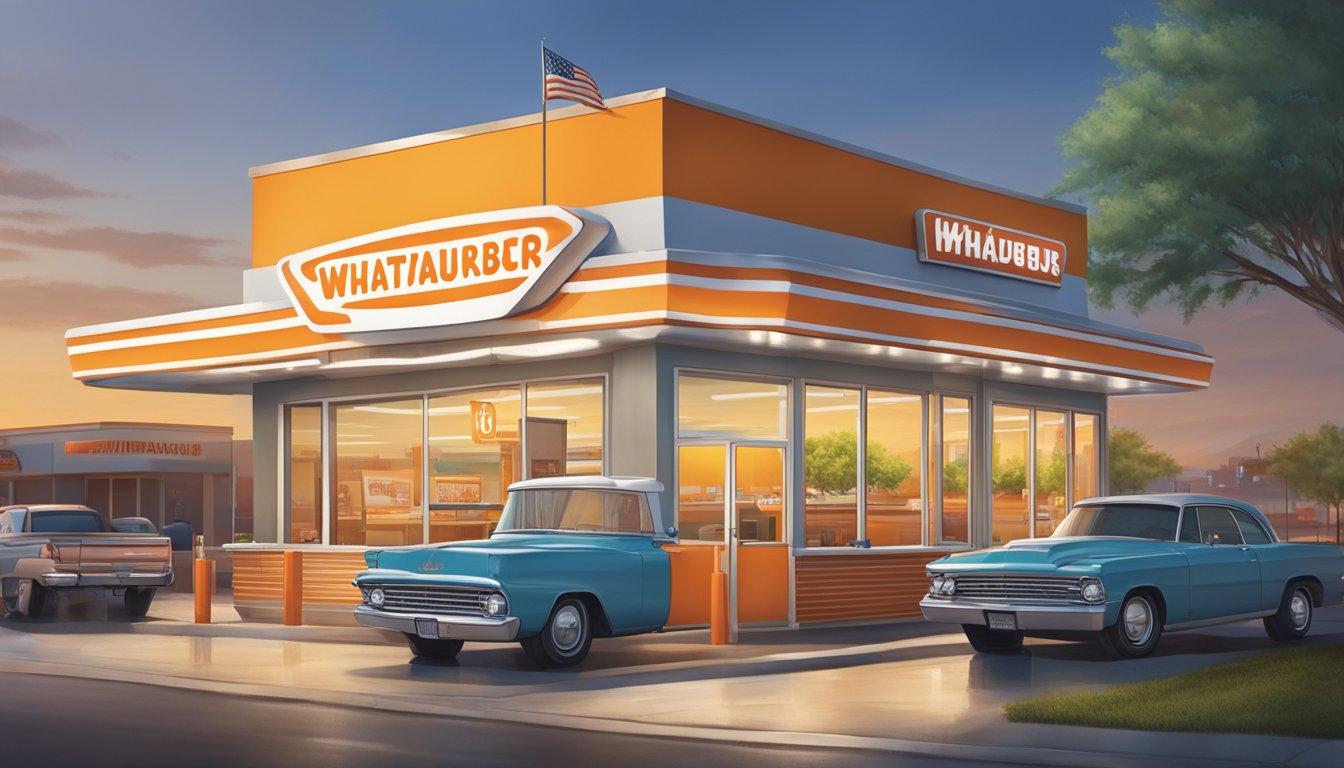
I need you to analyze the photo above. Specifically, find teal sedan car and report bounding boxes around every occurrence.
[353,476,675,667]
[921,495,1344,658]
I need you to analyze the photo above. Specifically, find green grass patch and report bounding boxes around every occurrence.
[1004,642,1344,739]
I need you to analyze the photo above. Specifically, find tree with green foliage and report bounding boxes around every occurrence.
[1037,451,1068,498]
[803,430,913,496]
[942,457,968,495]
[1109,427,1183,494]
[1056,1,1344,329]
[992,455,1027,494]
[1269,424,1344,544]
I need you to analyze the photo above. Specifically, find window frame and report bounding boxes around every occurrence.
[988,400,1104,541]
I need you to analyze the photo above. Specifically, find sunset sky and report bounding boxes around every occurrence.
[2,0,1340,467]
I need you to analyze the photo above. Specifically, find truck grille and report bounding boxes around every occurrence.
[952,575,1084,603]
[372,585,490,617]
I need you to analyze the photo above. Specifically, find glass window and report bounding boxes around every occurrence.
[1197,506,1244,546]
[111,478,137,519]
[29,508,106,533]
[867,391,923,546]
[992,405,1030,544]
[287,404,323,543]
[1179,507,1200,543]
[13,477,53,504]
[333,398,423,547]
[940,396,971,544]
[1073,414,1098,503]
[1232,508,1272,544]
[426,387,518,543]
[735,445,785,543]
[526,379,604,477]
[678,375,786,439]
[498,488,653,534]
[677,445,726,542]
[1035,410,1068,537]
[803,386,859,547]
[1053,504,1178,539]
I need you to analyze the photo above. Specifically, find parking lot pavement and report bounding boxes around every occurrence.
[0,593,1341,767]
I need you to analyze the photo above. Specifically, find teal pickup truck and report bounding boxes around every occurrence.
[353,476,675,667]
[921,495,1344,658]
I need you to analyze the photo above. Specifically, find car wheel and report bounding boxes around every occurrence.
[962,624,1024,653]
[1100,591,1162,658]
[124,587,156,617]
[1263,583,1313,641]
[404,633,465,660]
[520,597,593,668]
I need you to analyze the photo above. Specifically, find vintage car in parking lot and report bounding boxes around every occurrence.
[921,495,1344,658]
[0,505,174,618]
[353,476,674,667]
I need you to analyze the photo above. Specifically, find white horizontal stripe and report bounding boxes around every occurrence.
[67,317,307,355]
[560,271,1212,364]
[73,342,359,379]
[544,309,1208,389]
[64,300,294,339]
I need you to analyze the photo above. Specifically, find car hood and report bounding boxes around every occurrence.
[930,536,1166,572]
[366,532,648,578]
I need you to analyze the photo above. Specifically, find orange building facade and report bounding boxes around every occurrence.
[68,89,1211,629]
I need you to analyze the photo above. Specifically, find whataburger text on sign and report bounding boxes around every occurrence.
[915,209,1068,287]
[278,205,610,334]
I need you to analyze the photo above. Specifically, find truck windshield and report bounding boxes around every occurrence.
[496,489,654,535]
[29,509,107,533]
[1050,504,1179,540]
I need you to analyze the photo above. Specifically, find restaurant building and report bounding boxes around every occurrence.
[65,89,1212,628]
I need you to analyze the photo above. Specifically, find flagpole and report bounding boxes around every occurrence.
[540,38,547,206]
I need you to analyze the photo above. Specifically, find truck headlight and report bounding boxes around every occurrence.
[940,577,957,596]
[930,575,945,595]
[484,592,508,617]
[1080,578,1105,604]
[369,588,386,608]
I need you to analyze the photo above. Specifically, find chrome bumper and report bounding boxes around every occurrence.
[354,605,520,641]
[40,572,174,588]
[920,595,1107,631]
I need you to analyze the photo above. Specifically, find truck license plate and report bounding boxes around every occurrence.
[415,619,439,639]
[986,612,1017,631]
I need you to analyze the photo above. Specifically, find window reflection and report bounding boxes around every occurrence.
[992,405,1030,544]
[526,379,604,477]
[867,391,923,546]
[940,397,970,544]
[287,405,323,543]
[427,387,520,543]
[1073,414,1098,504]
[1035,410,1067,536]
[803,386,859,547]
[333,398,423,547]
[678,376,787,439]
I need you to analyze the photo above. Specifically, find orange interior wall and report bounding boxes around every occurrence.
[662,99,1088,278]
[251,100,665,268]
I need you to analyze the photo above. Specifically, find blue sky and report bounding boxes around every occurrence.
[2,0,1340,465]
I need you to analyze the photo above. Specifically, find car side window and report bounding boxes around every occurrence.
[1178,507,1200,543]
[0,511,9,534]
[1231,508,1271,544]
[1196,506,1244,546]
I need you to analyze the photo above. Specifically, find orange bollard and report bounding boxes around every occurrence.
[710,545,730,645]
[193,558,214,624]
[283,550,303,626]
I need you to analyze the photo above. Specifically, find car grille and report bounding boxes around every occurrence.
[951,575,1084,603]
[372,585,490,617]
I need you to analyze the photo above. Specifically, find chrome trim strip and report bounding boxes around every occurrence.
[920,596,1106,631]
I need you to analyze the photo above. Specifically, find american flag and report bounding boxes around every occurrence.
[543,48,606,110]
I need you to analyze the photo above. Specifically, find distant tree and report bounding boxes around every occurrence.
[942,457,968,495]
[1109,428,1183,494]
[1037,451,1068,498]
[1269,424,1344,543]
[992,455,1027,494]
[1056,1,1344,330]
[804,430,912,496]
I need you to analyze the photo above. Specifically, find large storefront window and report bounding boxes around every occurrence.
[867,390,923,546]
[526,379,604,477]
[992,405,1031,544]
[678,375,787,440]
[939,396,971,544]
[333,398,423,547]
[428,387,520,543]
[287,404,323,543]
[803,386,859,547]
[1074,413,1099,501]
[1035,410,1068,536]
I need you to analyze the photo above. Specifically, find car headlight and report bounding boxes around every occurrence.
[484,592,508,617]
[369,588,386,608]
[940,576,957,596]
[930,575,945,595]
[1080,578,1105,604]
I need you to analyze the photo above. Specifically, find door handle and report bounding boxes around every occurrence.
[1238,546,1251,552]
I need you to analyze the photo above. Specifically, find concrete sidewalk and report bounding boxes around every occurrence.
[0,592,1340,767]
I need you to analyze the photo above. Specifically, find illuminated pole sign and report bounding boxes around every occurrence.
[915,209,1067,287]
[278,205,609,334]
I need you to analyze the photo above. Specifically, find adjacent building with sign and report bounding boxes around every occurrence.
[66,89,1212,628]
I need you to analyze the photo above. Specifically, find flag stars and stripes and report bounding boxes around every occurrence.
[543,48,606,110]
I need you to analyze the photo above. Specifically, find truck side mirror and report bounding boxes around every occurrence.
[664,526,678,539]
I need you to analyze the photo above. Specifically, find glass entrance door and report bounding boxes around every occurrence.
[727,444,787,640]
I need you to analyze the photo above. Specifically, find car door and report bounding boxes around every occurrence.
[1182,505,1262,621]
